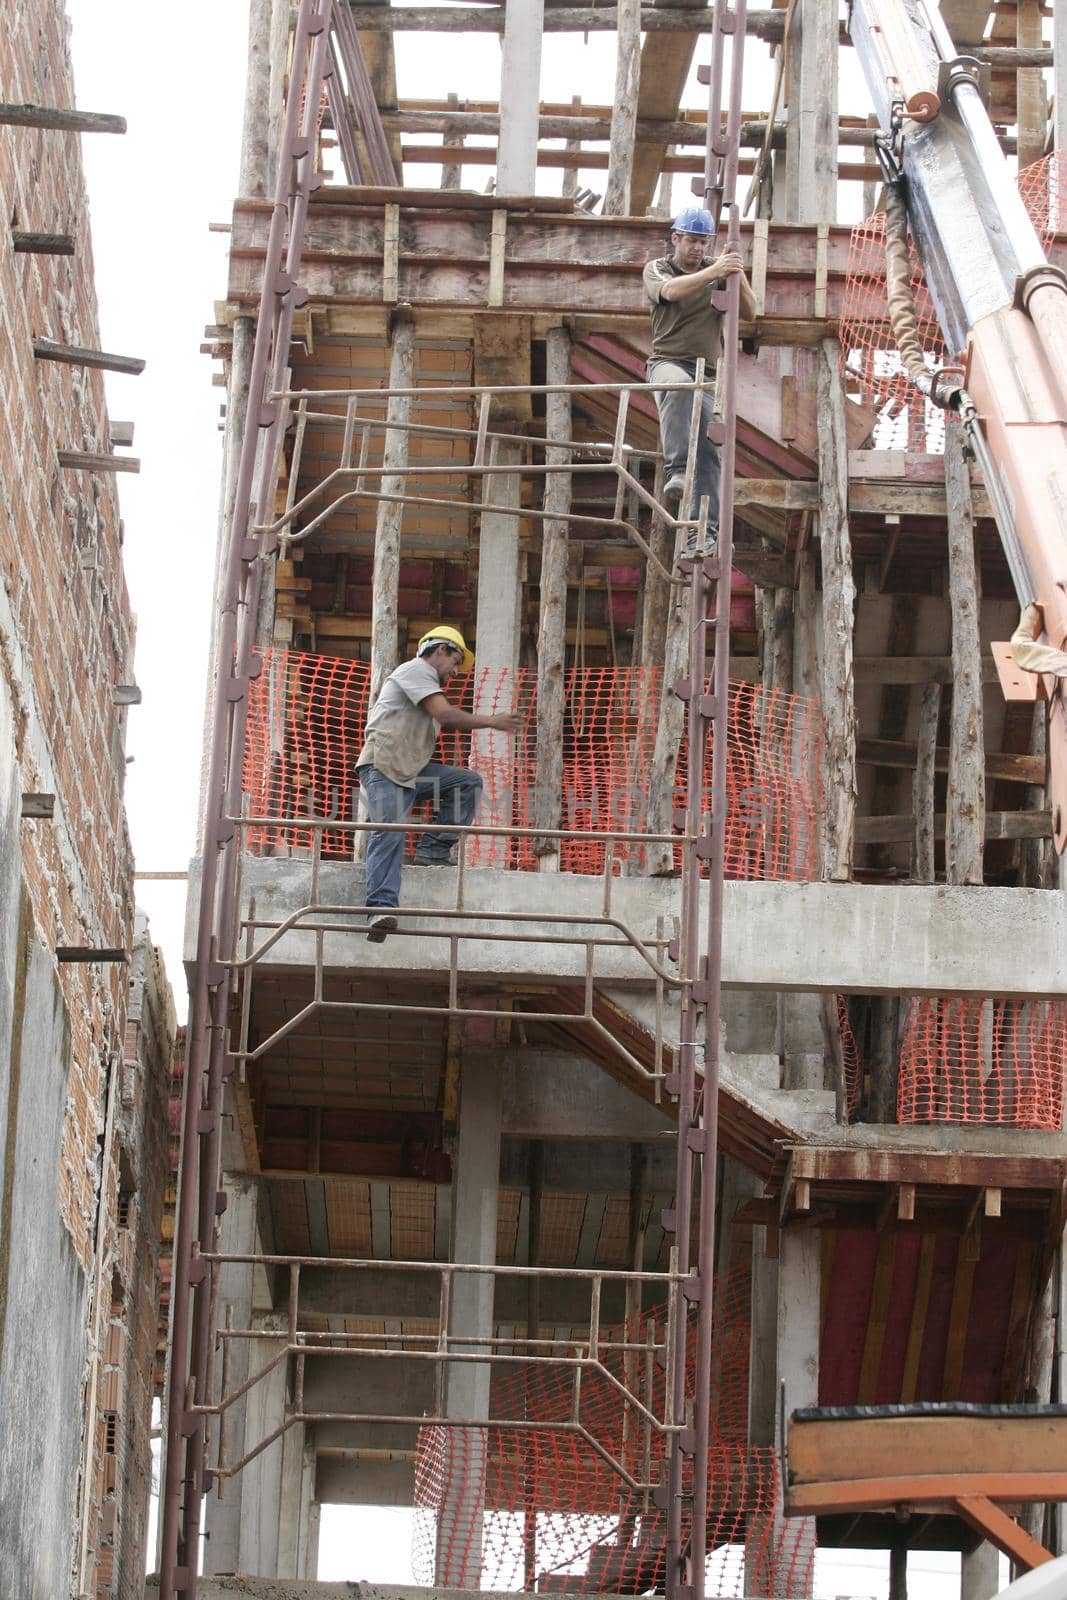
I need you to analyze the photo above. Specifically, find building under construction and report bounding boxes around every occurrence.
[11,0,1067,1597]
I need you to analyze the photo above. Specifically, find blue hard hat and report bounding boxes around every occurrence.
[671,206,715,236]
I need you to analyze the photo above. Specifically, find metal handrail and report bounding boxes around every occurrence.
[196,1253,682,1497]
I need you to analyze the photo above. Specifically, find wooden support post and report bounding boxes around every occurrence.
[533,328,572,862]
[762,585,793,693]
[785,0,838,223]
[604,0,642,216]
[441,93,464,189]
[639,470,674,674]
[497,0,545,194]
[239,0,275,196]
[645,539,688,876]
[944,424,985,886]
[1057,0,1067,157]
[913,682,941,883]
[1017,0,1046,172]
[817,340,855,881]
[793,538,819,701]
[370,313,416,706]
[562,96,582,200]
[869,996,900,1124]
[0,103,126,134]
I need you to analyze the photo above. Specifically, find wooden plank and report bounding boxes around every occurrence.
[853,656,999,687]
[901,1232,936,1404]
[858,1229,897,1404]
[856,810,1052,845]
[628,0,708,213]
[954,1495,1054,1572]
[786,1147,1067,1192]
[789,1412,1067,1486]
[999,1240,1037,1403]
[944,1246,976,1401]
[56,449,140,475]
[12,230,74,255]
[32,337,145,375]
[0,102,126,134]
[858,738,1045,787]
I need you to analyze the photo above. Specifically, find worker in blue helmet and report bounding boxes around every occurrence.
[643,206,755,554]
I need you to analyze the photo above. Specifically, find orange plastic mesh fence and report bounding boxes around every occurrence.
[839,996,861,1120]
[241,650,825,881]
[412,1264,814,1595]
[840,154,1063,453]
[897,997,1067,1130]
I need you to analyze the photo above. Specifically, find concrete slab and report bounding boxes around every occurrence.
[187,858,1067,1001]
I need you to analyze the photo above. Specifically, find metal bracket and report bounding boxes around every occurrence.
[1015,261,1067,315]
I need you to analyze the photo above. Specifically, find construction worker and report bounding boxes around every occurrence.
[644,206,755,550]
[356,626,524,941]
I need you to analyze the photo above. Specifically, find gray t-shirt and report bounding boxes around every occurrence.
[356,656,442,787]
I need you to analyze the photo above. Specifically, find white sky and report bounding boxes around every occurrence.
[64,4,1008,1593]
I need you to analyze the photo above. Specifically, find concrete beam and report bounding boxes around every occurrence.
[295,1267,654,1323]
[195,857,1067,1000]
[498,1049,672,1139]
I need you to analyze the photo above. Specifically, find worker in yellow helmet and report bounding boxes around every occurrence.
[355,626,524,941]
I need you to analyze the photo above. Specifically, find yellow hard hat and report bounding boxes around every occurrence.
[417,625,474,672]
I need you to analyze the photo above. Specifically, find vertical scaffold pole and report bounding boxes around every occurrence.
[664,4,745,1597]
[158,4,335,1595]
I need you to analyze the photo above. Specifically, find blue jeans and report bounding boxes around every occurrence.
[357,761,484,908]
[647,356,720,534]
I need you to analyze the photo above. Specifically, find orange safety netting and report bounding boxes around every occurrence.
[840,153,1065,454]
[412,1264,814,1596]
[897,997,1067,1130]
[241,650,825,881]
[839,996,862,1120]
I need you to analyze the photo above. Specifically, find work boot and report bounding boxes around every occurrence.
[663,475,686,506]
[366,910,399,943]
[413,848,455,866]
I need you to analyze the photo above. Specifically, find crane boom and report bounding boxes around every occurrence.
[848,0,1067,851]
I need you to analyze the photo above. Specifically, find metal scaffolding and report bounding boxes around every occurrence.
[159,0,749,1593]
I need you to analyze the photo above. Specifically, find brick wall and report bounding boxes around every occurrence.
[0,4,170,1597]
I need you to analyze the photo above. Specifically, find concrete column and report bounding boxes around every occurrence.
[237,1320,289,1577]
[497,0,545,194]
[469,447,522,868]
[203,1179,260,1575]
[277,1419,311,1577]
[780,994,824,1092]
[435,1053,504,1586]
[746,1228,818,1597]
[961,1542,1000,1600]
